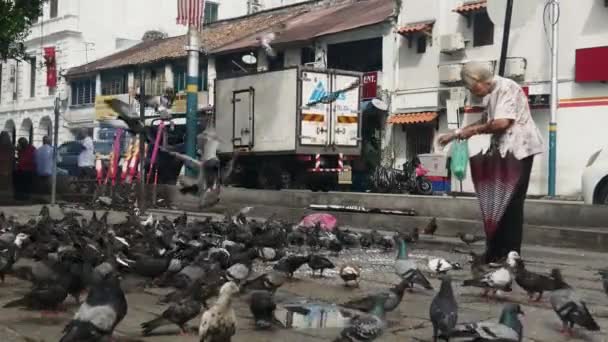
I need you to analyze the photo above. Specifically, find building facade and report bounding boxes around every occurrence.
[0,0,279,147]
[386,0,608,196]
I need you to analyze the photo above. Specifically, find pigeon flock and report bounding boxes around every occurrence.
[0,206,604,341]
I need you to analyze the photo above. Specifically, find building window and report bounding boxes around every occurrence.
[416,36,427,54]
[101,73,128,95]
[268,52,284,71]
[71,79,96,106]
[301,47,315,65]
[50,0,58,19]
[204,2,219,24]
[173,64,207,92]
[0,67,2,104]
[29,58,36,98]
[406,125,433,159]
[473,11,494,47]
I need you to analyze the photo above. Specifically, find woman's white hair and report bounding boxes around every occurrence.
[461,62,494,89]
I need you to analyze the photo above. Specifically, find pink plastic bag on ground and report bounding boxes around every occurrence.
[298,213,337,232]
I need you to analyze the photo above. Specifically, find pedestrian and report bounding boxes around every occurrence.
[15,137,36,200]
[35,136,54,194]
[77,129,95,179]
[438,62,544,264]
[0,132,15,198]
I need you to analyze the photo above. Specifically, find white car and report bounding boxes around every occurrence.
[582,148,608,205]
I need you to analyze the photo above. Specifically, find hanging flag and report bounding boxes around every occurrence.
[43,47,57,88]
[177,0,206,31]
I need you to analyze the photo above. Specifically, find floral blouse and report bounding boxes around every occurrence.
[468,76,544,160]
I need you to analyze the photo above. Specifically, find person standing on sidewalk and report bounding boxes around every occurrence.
[438,62,544,263]
[77,129,96,179]
[35,136,54,194]
[15,137,36,200]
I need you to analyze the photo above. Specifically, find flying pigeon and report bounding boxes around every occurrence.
[257,32,277,58]
[428,257,462,275]
[394,237,433,290]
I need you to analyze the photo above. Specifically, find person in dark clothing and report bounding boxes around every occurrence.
[15,137,36,200]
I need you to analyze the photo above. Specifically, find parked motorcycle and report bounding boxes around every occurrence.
[370,158,433,195]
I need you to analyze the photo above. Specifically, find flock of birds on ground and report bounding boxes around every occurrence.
[0,206,604,341]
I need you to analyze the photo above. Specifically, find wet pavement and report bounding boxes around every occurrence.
[0,206,607,341]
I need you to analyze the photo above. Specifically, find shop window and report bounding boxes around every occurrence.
[473,11,494,47]
[416,36,427,54]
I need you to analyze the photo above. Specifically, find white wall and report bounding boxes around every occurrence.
[391,0,608,196]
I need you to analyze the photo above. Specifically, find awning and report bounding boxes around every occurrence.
[397,20,435,36]
[387,112,438,124]
[453,0,487,14]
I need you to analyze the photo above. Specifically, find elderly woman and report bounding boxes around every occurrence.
[439,62,544,263]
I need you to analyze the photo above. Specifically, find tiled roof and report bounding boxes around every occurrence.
[453,0,487,14]
[387,112,438,124]
[213,0,393,54]
[397,20,435,36]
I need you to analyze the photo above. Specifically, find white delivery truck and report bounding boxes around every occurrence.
[215,67,362,190]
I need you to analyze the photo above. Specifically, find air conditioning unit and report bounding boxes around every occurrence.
[439,64,463,84]
[440,33,465,53]
[505,57,526,79]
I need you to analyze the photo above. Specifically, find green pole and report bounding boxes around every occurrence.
[548,0,559,197]
[185,26,199,176]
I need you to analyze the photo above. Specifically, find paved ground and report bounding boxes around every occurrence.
[0,206,607,341]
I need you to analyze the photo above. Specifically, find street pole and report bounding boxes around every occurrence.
[139,69,147,212]
[185,26,200,176]
[548,0,559,197]
[498,0,514,76]
[51,97,60,205]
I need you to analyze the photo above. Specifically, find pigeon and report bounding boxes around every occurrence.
[550,284,600,336]
[273,255,310,278]
[0,232,28,283]
[394,237,433,290]
[462,251,517,297]
[429,275,458,342]
[334,293,388,342]
[249,290,282,330]
[226,263,251,284]
[450,303,524,341]
[511,254,568,301]
[397,228,419,243]
[342,278,410,313]
[198,281,240,342]
[59,274,127,342]
[457,232,485,246]
[308,254,335,277]
[3,281,68,312]
[423,217,438,235]
[339,264,361,287]
[141,297,201,336]
[428,258,462,275]
[257,247,285,262]
[597,270,608,297]
[257,32,277,58]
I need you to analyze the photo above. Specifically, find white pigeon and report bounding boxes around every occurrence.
[199,281,240,341]
[462,265,514,297]
[427,258,462,275]
[141,214,154,227]
[257,32,277,57]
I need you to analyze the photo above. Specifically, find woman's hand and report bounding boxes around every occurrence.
[438,133,457,146]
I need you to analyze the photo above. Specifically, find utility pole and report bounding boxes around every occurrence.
[51,97,60,205]
[548,0,559,197]
[498,0,514,76]
[185,26,199,176]
[138,70,147,212]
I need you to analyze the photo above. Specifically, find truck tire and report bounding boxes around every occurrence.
[596,182,608,205]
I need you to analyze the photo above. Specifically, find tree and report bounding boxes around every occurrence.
[0,0,45,60]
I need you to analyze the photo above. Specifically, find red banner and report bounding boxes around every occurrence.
[44,47,57,88]
[362,71,378,100]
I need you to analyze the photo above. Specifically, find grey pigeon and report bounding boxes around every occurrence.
[226,263,251,283]
[342,278,411,313]
[550,285,600,336]
[249,290,282,330]
[59,274,127,342]
[450,303,524,341]
[334,293,388,342]
[394,237,433,290]
[141,297,201,336]
[429,275,458,342]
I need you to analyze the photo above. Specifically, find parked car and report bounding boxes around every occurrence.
[57,141,84,177]
[582,148,608,204]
